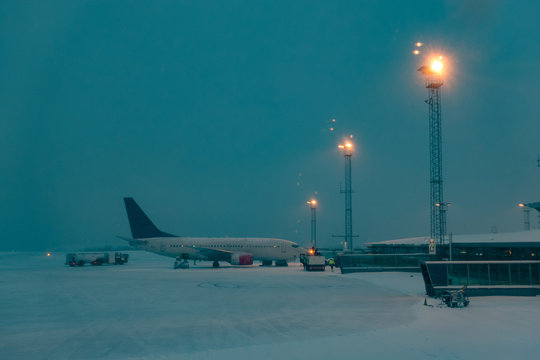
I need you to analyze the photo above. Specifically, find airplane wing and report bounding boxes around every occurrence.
[192,246,233,261]
[116,236,148,245]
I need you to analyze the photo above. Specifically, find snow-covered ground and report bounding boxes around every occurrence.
[1,251,538,360]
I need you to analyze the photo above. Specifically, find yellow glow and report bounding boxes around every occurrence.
[412,49,420,55]
[307,199,317,206]
[308,248,315,255]
[431,59,443,73]
[415,42,423,47]
[47,252,51,257]
[332,118,336,122]
[519,203,525,207]
[330,127,334,131]
[339,141,354,151]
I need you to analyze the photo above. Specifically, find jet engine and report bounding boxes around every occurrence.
[230,253,253,265]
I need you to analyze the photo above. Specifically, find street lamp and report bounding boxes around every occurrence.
[519,203,531,230]
[306,199,317,248]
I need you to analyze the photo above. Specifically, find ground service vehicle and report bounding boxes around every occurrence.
[441,288,470,308]
[301,248,326,271]
[65,252,129,267]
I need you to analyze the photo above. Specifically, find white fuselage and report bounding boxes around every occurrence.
[131,236,306,262]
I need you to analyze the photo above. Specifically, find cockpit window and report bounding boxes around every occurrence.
[292,244,299,248]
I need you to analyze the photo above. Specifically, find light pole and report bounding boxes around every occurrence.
[418,56,447,246]
[519,203,531,230]
[307,199,317,248]
[338,141,354,252]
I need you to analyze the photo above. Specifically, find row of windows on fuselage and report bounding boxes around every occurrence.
[169,244,278,249]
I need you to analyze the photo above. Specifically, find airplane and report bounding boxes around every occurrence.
[121,197,307,269]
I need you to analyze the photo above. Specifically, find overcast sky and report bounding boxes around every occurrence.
[1,1,539,251]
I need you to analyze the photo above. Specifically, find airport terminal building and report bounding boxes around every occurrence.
[364,229,540,261]
[338,230,540,295]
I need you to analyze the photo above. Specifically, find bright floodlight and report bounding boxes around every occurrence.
[519,203,525,207]
[431,59,443,73]
[307,199,317,207]
[338,141,353,153]
[416,42,423,47]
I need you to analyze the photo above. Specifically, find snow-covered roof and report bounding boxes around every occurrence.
[367,229,540,246]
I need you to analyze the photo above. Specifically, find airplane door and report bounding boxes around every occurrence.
[160,242,166,254]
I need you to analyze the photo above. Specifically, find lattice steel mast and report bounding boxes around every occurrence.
[338,142,354,252]
[418,60,446,245]
[307,199,318,247]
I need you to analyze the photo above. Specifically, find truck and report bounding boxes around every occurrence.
[65,252,129,267]
[300,247,326,271]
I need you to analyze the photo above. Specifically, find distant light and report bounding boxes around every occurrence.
[413,49,420,55]
[307,199,317,207]
[332,119,336,122]
[519,203,525,207]
[349,134,354,139]
[431,59,443,73]
[47,252,51,257]
[415,42,423,47]
[330,127,334,131]
[308,248,315,255]
[345,142,353,148]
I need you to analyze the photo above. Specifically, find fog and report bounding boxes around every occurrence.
[1,1,539,251]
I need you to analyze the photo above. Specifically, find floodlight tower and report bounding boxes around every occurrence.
[307,199,317,247]
[338,142,354,252]
[418,58,446,245]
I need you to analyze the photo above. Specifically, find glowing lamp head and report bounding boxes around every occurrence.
[519,203,525,207]
[430,59,443,73]
[338,140,354,155]
[306,199,317,207]
[308,248,315,255]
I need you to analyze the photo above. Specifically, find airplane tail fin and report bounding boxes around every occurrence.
[123,197,176,238]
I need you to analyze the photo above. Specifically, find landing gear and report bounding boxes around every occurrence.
[275,260,288,267]
[212,261,220,268]
[174,255,190,269]
[261,260,273,267]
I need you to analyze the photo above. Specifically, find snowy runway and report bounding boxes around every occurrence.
[1,252,538,359]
